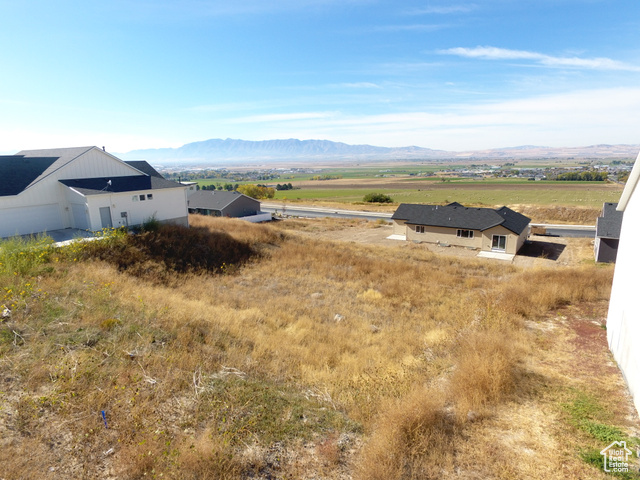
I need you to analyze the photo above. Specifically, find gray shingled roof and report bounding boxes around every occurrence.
[391,203,530,234]
[0,155,59,196]
[187,190,257,210]
[596,202,623,239]
[125,161,165,178]
[59,175,183,195]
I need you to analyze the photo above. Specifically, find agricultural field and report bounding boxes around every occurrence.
[182,162,624,210]
[272,176,623,209]
[1,216,637,479]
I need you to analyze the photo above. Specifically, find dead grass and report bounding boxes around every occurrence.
[513,204,601,224]
[0,215,631,479]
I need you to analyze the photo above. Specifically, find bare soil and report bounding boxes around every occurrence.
[281,219,596,268]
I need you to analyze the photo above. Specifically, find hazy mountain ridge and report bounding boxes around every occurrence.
[118,138,640,165]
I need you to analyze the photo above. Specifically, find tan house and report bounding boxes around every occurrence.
[391,202,530,255]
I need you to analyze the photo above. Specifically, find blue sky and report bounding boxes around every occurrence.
[2,0,640,153]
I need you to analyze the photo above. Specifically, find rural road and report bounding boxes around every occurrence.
[261,203,596,238]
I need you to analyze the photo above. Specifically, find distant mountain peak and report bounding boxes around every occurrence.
[118,138,640,166]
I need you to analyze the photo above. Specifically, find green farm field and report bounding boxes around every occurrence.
[273,179,623,208]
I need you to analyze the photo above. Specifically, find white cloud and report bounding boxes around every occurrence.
[228,112,337,123]
[373,24,448,32]
[339,82,382,89]
[227,87,640,150]
[404,4,477,15]
[439,46,640,72]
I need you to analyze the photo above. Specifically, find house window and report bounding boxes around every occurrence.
[147,194,153,200]
[492,235,507,251]
[139,195,146,201]
[457,229,474,238]
[416,225,425,233]
[132,196,138,202]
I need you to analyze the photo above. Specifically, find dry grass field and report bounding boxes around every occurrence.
[0,215,637,479]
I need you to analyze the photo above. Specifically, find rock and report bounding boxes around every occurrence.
[334,314,345,323]
[1,307,10,319]
[310,292,323,299]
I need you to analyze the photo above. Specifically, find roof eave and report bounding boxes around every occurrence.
[618,150,640,211]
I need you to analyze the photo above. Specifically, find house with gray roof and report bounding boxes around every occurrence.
[594,202,623,263]
[187,190,270,222]
[0,146,188,238]
[391,202,530,254]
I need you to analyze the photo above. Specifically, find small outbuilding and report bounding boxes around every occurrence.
[594,202,623,263]
[391,202,530,254]
[187,190,269,221]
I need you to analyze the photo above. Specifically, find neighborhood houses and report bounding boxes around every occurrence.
[390,202,531,255]
[0,147,189,238]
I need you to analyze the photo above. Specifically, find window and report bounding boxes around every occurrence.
[457,229,474,238]
[139,195,145,201]
[147,194,153,200]
[416,225,425,233]
[492,235,507,251]
[132,195,138,202]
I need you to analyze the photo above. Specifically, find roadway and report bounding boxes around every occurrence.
[261,203,596,238]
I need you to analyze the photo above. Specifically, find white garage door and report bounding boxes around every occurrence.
[0,204,64,237]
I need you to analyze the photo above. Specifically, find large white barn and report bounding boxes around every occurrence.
[607,150,640,415]
[0,146,188,238]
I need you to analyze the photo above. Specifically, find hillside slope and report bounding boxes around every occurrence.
[0,217,636,479]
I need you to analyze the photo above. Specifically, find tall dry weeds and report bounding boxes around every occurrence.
[0,216,616,479]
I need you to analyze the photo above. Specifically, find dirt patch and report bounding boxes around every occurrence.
[279,218,596,267]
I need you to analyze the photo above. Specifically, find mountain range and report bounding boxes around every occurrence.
[118,138,640,166]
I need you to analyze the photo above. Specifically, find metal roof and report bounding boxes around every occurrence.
[59,175,183,195]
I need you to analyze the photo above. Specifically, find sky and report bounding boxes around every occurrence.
[1,0,640,153]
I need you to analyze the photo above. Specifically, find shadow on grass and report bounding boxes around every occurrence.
[518,239,566,261]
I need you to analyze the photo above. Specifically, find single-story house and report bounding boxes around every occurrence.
[187,190,270,222]
[607,150,640,416]
[594,202,623,263]
[0,146,188,238]
[391,202,531,254]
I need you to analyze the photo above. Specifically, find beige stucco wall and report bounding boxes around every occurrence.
[404,223,528,253]
[480,225,524,255]
[406,224,483,248]
[392,219,406,235]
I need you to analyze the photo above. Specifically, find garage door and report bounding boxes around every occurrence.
[0,204,64,237]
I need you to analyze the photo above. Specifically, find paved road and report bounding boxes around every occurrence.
[262,203,596,238]
[261,203,393,222]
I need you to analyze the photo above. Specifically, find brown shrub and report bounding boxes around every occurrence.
[80,223,258,281]
[357,387,457,480]
[450,329,521,419]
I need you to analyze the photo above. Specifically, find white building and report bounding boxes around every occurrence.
[607,150,640,415]
[0,146,188,238]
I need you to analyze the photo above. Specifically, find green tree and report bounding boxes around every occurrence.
[363,193,393,203]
